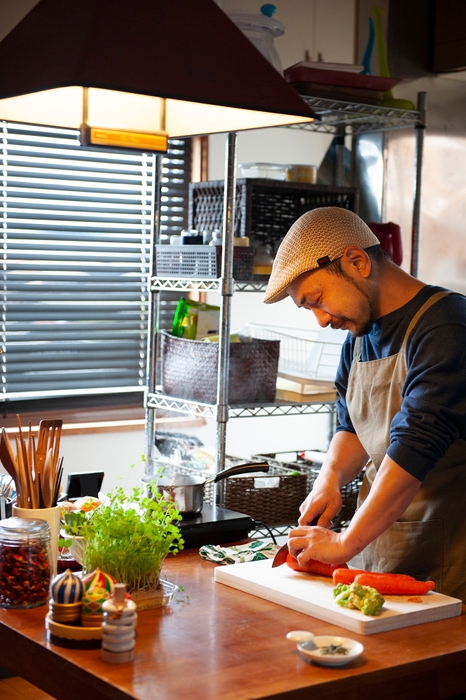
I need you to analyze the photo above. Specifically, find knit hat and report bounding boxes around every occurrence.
[263,207,380,304]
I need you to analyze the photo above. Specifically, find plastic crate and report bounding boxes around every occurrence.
[189,179,359,250]
[155,244,254,281]
[160,331,280,405]
[252,449,364,529]
[248,323,343,381]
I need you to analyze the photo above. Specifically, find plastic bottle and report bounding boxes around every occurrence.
[101,583,137,664]
[209,230,223,246]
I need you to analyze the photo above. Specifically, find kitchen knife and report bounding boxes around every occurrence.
[271,517,320,568]
[272,542,289,568]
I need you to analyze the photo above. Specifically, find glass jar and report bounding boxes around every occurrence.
[0,517,52,609]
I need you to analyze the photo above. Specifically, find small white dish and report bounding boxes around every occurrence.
[297,635,364,667]
[286,630,315,644]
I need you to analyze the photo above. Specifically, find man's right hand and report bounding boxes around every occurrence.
[298,471,342,528]
[297,430,369,528]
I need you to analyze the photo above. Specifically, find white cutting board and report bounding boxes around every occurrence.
[214,560,462,635]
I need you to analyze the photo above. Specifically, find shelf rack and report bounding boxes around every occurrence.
[151,277,267,293]
[288,95,421,135]
[145,92,426,511]
[147,392,337,420]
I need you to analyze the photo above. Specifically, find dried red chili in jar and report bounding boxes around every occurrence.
[0,517,51,609]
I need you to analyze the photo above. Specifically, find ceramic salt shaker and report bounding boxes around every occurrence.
[101,583,137,664]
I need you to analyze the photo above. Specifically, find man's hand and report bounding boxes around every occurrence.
[298,471,342,529]
[288,525,348,566]
[288,455,422,568]
[298,431,368,528]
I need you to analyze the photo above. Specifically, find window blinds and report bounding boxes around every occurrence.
[0,122,190,402]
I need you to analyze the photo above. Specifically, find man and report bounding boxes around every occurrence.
[264,207,466,601]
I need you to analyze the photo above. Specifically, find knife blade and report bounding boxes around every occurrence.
[271,517,320,568]
[271,542,289,568]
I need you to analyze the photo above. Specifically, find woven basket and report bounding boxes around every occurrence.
[160,331,280,404]
[253,450,364,530]
[189,179,359,251]
[222,465,308,526]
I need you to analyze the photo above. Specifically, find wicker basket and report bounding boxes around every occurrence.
[222,464,308,526]
[189,179,359,251]
[253,450,364,530]
[160,331,280,405]
[155,244,255,281]
[151,457,306,525]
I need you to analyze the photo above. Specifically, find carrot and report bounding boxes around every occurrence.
[286,553,348,577]
[333,568,372,585]
[333,568,416,586]
[355,573,435,595]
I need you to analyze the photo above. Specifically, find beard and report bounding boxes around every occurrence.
[331,272,375,337]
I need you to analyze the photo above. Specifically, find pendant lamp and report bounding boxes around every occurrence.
[0,0,316,153]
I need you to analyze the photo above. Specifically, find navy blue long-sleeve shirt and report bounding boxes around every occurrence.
[335,285,466,481]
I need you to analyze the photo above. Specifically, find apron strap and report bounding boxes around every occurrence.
[353,291,459,363]
[353,335,362,362]
[400,291,453,352]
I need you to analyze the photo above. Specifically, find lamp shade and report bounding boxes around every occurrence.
[0,0,315,149]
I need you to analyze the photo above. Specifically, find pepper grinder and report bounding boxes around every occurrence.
[101,583,137,664]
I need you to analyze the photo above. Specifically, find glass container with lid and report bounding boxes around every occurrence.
[0,516,52,609]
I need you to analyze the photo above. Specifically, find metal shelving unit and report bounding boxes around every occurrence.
[146,393,337,420]
[145,93,426,509]
[289,95,421,135]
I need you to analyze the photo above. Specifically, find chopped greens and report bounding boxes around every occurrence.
[318,643,349,656]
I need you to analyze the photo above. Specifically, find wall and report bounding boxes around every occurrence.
[383,73,466,291]
[209,0,357,180]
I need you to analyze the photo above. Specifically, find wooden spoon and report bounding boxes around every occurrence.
[0,428,17,482]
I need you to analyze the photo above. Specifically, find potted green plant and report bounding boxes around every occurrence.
[60,483,184,607]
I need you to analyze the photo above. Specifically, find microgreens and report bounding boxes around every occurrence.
[61,482,184,594]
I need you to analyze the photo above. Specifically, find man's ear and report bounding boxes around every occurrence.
[340,246,372,278]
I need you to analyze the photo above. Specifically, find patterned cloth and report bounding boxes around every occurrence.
[199,541,279,565]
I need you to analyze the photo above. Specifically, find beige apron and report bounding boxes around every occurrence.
[346,291,466,601]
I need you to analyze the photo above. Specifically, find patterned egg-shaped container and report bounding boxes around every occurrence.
[50,568,84,604]
[82,568,116,595]
[81,583,109,614]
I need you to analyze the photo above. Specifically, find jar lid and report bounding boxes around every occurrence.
[0,516,51,541]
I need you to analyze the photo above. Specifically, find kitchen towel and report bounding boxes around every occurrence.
[199,541,279,565]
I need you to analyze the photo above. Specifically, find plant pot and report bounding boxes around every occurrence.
[63,534,87,566]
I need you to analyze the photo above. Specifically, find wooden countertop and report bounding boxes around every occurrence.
[1,549,466,700]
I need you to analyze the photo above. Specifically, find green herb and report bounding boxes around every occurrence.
[319,644,349,656]
[61,480,184,594]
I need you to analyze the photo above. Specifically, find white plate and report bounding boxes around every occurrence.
[298,635,364,667]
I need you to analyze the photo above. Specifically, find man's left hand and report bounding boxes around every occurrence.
[288,525,349,566]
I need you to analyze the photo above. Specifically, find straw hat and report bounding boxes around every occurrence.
[263,207,380,304]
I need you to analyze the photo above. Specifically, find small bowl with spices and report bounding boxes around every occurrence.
[296,635,364,667]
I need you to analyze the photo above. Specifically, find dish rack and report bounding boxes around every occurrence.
[247,323,343,381]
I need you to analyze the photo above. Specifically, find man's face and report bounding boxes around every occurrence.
[286,264,376,337]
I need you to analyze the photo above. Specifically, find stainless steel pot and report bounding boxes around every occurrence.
[141,462,269,515]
